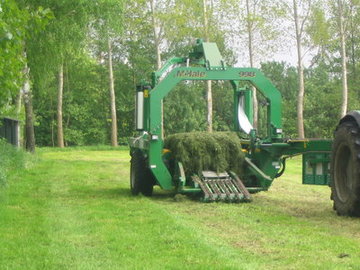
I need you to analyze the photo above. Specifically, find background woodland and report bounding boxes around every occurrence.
[1,0,360,150]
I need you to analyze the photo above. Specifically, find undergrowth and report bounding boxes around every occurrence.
[0,139,33,187]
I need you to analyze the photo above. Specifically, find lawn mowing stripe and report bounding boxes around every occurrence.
[2,150,360,270]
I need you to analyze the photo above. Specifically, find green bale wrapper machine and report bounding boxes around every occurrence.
[129,40,332,205]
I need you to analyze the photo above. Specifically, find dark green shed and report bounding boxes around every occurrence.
[0,118,19,146]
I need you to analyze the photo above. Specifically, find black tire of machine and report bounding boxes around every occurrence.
[130,149,154,196]
[331,121,360,216]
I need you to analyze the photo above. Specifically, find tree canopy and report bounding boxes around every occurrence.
[2,0,360,148]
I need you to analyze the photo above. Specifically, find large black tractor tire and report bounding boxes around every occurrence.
[130,150,154,197]
[331,121,360,216]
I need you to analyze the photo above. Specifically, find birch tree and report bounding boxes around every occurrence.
[149,0,165,137]
[244,0,281,128]
[309,0,358,118]
[91,0,124,146]
[334,0,349,117]
[125,0,172,137]
[245,0,258,128]
[57,63,64,147]
[219,0,282,129]
[293,0,305,138]
[107,37,118,146]
[23,67,35,152]
[149,0,163,70]
[203,0,213,132]
[27,1,91,148]
[286,0,313,139]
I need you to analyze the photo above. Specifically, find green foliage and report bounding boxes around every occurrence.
[164,83,207,135]
[304,63,341,138]
[3,0,360,147]
[0,139,31,186]
[164,81,234,136]
[261,61,298,138]
[164,132,245,177]
[34,56,110,146]
[212,82,234,131]
[307,5,330,48]
[0,0,27,109]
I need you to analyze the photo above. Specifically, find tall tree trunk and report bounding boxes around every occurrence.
[57,64,64,148]
[15,89,22,117]
[108,37,118,146]
[338,0,348,117]
[349,3,356,79]
[203,0,213,132]
[23,77,35,153]
[246,0,258,129]
[149,0,161,69]
[206,80,213,132]
[150,0,164,137]
[15,89,22,147]
[293,0,305,139]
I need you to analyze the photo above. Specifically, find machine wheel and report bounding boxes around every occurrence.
[130,149,154,196]
[331,121,360,216]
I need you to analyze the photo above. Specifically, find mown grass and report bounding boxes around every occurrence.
[1,148,360,269]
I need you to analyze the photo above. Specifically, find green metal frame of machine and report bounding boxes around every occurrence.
[130,40,332,200]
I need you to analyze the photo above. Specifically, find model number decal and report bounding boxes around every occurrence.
[239,71,256,77]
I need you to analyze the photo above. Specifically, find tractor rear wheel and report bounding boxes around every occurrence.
[331,121,360,216]
[130,149,154,196]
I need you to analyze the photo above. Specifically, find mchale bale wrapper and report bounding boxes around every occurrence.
[129,40,360,216]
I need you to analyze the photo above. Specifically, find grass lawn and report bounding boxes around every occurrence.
[1,148,360,269]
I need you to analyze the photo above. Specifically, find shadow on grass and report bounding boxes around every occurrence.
[255,195,334,219]
[65,186,133,200]
[56,184,201,204]
[71,186,175,200]
[76,186,200,203]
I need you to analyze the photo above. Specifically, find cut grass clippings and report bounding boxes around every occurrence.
[1,148,360,269]
[164,132,245,177]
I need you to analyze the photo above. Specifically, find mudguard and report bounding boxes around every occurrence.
[339,110,360,129]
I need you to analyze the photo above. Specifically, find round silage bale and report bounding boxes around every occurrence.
[164,132,245,177]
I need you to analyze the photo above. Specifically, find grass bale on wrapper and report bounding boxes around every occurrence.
[164,132,245,178]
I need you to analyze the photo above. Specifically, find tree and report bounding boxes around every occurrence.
[0,1,27,112]
[244,0,281,128]
[89,1,125,147]
[245,0,258,128]
[293,0,305,138]
[23,74,35,152]
[107,37,118,146]
[218,0,282,129]
[57,63,64,147]
[334,0,349,117]
[92,0,125,146]
[149,0,166,137]
[261,61,298,137]
[23,0,92,147]
[333,0,360,117]
[9,1,53,152]
[308,0,359,118]
[203,0,213,132]
[287,0,314,139]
